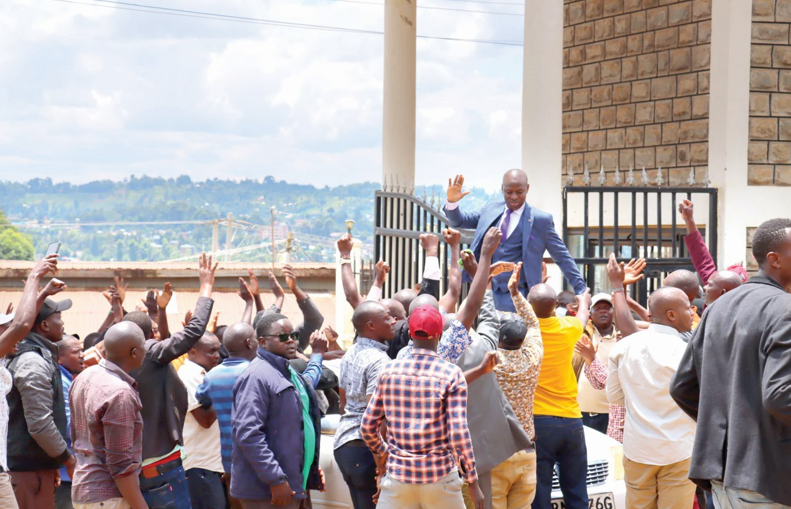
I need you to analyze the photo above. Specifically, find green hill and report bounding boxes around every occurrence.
[0,176,494,263]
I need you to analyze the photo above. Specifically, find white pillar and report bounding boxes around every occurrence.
[382,0,417,191]
[709,0,787,268]
[521,0,564,220]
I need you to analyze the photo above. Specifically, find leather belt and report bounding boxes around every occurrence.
[140,457,182,480]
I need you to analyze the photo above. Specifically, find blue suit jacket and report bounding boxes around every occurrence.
[444,197,586,295]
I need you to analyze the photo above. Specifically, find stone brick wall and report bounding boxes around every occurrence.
[561,0,712,186]
[748,0,791,186]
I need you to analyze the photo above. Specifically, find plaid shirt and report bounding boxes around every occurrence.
[360,348,478,484]
[395,319,472,363]
[584,358,625,443]
[69,360,143,504]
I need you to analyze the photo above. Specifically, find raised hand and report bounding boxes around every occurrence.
[247,270,260,296]
[542,262,550,283]
[142,290,158,314]
[157,282,173,309]
[323,325,340,346]
[5,303,12,315]
[282,264,298,292]
[238,277,253,302]
[31,254,59,280]
[113,276,128,305]
[336,233,354,257]
[508,262,523,296]
[460,250,477,278]
[198,253,218,296]
[481,227,502,258]
[490,261,515,278]
[269,272,285,300]
[419,233,439,256]
[623,258,646,286]
[374,260,390,286]
[606,253,626,286]
[678,199,694,222]
[309,330,328,355]
[181,309,193,328]
[41,278,67,297]
[574,335,596,364]
[208,311,220,333]
[442,228,461,246]
[478,350,500,374]
[576,287,592,309]
[447,174,471,203]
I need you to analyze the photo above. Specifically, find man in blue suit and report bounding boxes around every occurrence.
[444,170,586,312]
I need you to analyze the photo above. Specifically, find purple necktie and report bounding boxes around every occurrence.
[500,208,513,242]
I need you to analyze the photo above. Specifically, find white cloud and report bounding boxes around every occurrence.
[0,0,524,191]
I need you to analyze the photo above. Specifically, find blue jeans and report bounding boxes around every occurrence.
[186,468,228,509]
[334,442,378,509]
[532,416,588,509]
[140,463,192,509]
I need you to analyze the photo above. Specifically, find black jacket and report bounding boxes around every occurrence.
[670,275,791,504]
[129,296,213,461]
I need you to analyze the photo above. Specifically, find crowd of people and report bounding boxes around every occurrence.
[0,169,789,509]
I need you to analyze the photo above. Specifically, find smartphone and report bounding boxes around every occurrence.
[45,241,61,257]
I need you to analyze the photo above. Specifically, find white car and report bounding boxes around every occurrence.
[313,415,626,509]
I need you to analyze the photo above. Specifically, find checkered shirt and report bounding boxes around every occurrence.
[584,358,625,443]
[360,348,478,484]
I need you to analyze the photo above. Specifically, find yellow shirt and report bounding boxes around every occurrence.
[534,315,584,419]
[171,353,189,372]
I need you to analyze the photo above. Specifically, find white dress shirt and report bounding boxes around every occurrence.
[607,324,696,465]
[178,359,224,473]
[445,201,525,240]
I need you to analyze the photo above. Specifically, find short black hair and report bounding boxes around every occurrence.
[255,312,288,339]
[122,311,153,340]
[752,218,791,266]
[83,332,101,351]
[557,291,576,307]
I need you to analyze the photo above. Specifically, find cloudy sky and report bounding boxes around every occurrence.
[0,0,525,190]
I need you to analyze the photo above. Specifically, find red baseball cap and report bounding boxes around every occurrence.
[409,305,443,340]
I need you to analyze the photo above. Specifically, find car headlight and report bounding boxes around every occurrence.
[610,445,624,481]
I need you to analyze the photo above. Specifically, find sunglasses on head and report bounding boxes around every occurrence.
[267,331,300,343]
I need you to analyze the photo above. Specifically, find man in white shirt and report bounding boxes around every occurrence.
[177,332,226,509]
[607,286,696,509]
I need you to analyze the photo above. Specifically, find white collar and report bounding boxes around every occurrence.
[503,203,526,217]
[647,323,683,338]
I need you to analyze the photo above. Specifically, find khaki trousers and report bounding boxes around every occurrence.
[491,450,537,509]
[0,472,20,509]
[623,457,696,509]
[74,498,131,509]
[377,469,465,509]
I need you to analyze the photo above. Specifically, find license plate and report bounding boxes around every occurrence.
[551,492,615,509]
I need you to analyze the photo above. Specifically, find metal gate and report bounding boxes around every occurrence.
[373,190,474,300]
[562,185,718,305]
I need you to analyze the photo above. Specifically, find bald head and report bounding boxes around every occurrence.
[393,289,417,315]
[223,322,256,359]
[443,313,457,332]
[663,270,700,303]
[353,301,388,331]
[502,169,529,211]
[704,270,743,306]
[528,284,558,318]
[409,294,439,316]
[648,286,693,333]
[380,298,407,321]
[104,322,146,372]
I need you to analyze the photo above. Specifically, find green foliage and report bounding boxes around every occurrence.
[0,227,35,261]
[0,176,495,263]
